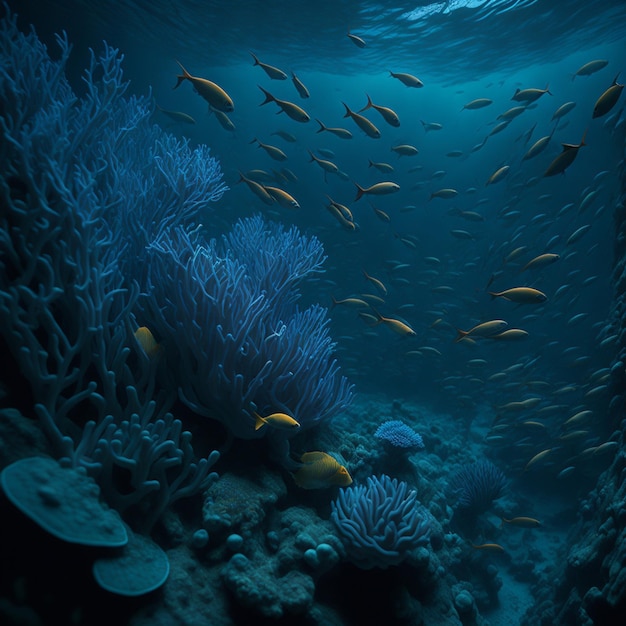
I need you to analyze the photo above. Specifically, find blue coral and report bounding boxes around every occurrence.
[449,459,506,514]
[374,420,425,451]
[330,474,430,569]
[139,217,354,462]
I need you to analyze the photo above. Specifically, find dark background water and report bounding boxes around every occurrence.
[7,0,626,418]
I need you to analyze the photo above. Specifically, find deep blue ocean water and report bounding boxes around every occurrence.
[2,2,626,624]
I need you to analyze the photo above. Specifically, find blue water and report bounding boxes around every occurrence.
[2,1,626,623]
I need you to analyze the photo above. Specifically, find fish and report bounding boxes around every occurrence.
[359,94,400,127]
[326,196,353,221]
[342,102,381,138]
[572,59,608,80]
[566,224,591,246]
[254,411,300,431]
[354,181,400,201]
[391,144,419,157]
[500,517,541,528]
[447,150,463,157]
[371,309,416,336]
[450,229,474,240]
[331,295,368,309]
[263,186,300,209]
[362,270,387,295]
[309,150,338,173]
[208,105,235,131]
[250,137,288,161]
[487,329,529,341]
[512,84,551,102]
[472,543,506,552]
[389,71,423,87]
[551,101,576,121]
[486,165,510,186]
[544,130,587,176]
[429,188,458,200]
[489,287,547,303]
[134,326,160,358]
[249,52,287,80]
[347,31,366,48]
[521,253,560,271]
[271,130,297,142]
[372,206,391,222]
[237,171,275,204]
[368,159,394,173]
[421,120,443,132]
[293,451,352,489]
[155,103,196,125]
[461,98,493,111]
[592,74,624,118]
[522,131,554,160]
[258,86,310,122]
[497,106,526,121]
[315,119,353,139]
[524,449,552,471]
[291,71,310,99]
[455,320,508,342]
[174,61,234,112]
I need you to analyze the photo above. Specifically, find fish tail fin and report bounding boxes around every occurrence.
[174,61,191,89]
[369,307,383,325]
[613,73,621,85]
[454,328,468,343]
[254,413,266,431]
[330,295,338,309]
[249,51,260,66]
[258,85,274,105]
[580,128,588,147]
[354,182,365,201]
[249,137,259,146]
[546,83,552,95]
[308,150,316,162]
[341,102,351,118]
[315,119,326,133]
[488,291,498,300]
[367,159,374,168]
[236,171,245,184]
[358,94,373,113]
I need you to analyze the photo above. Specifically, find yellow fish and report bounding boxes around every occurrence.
[134,326,160,358]
[249,52,287,80]
[544,130,587,176]
[359,94,400,127]
[592,73,624,118]
[354,181,400,201]
[489,287,547,304]
[174,61,233,112]
[254,412,300,431]
[258,86,310,123]
[342,102,381,138]
[389,71,423,88]
[293,452,352,489]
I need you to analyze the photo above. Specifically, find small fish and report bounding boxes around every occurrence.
[391,144,419,157]
[521,253,560,272]
[347,31,366,48]
[371,309,416,336]
[551,101,576,121]
[368,159,394,173]
[291,71,310,99]
[523,133,553,160]
[354,181,400,201]
[271,130,297,142]
[524,449,552,471]
[263,185,300,209]
[544,130,587,176]
[331,296,368,309]
[174,61,234,112]
[258,86,310,123]
[455,320,508,342]
[450,229,474,240]
[342,102,381,138]
[429,188,458,200]
[512,84,551,103]
[155,103,196,125]
[134,326,160,358]
[489,287,547,304]
[486,165,510,186]
[500,516,541,528]
[237,171,275,205]
[389,71,423,87]
[572,59,608,80]
[592,74,624,119]
[309,150,338,173]
[497,106,526,121]
[487,329,528,341]
[250,137,288,161]
[461,98,493,111]
[566,224,591,246]
[359,94,400,127]
[250,52,287,80]
[421,120,443,132]
[315,119,353,139]
[293,451,352,489]
[254,411,300,431]
[208,105,235,131]
[472,543,506,552]
[362,270,387,295]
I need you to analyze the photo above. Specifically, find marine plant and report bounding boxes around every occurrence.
[449,459,507,515]
[374,419,425,452]
[330,474,430,569]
